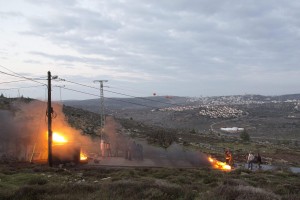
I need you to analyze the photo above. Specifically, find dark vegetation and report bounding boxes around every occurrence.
[240,130,250,142]
[61,102,300,166]
[119,118,177,148]
[1,96,300,199]
[63,105,101,135]
[0,163,299,200]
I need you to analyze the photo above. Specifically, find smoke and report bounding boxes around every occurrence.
[101,117,210,168]
[140,141,210,167]
[0,100,94,161]
[0,100,210,167]
[0,100,46,160]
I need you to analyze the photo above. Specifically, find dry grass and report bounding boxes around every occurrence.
[0,164,299,200]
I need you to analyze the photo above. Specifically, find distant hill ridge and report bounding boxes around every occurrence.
[62,94,300,114]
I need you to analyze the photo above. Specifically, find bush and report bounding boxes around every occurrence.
[240,130,250,142]
[214,185,280,200]
[203,176,217,184]
[11,185,47,200]
[27,176,48,185]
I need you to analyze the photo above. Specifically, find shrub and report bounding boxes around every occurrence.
[27,176,48,185]
[214,185,280,200]
[11,185,47,200]
[240,130,250,142]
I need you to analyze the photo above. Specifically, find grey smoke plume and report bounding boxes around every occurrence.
[0,100,210,167]
[102,117,210,167]
[0,100,93,161]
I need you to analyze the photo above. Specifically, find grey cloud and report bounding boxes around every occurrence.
[0,11,23,18]
[29,51,110,65]
[17,0,300,96]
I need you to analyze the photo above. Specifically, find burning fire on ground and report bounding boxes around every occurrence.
[208,156,231,171]
[80,151,88,161]
[48,131,88,162]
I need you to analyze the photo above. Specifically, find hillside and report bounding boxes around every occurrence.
[1,96,300,200]
[63,94,300,140]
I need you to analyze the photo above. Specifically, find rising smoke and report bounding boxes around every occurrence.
[103,116,210,167]
[0,100,210,167]
[0,100,93,161]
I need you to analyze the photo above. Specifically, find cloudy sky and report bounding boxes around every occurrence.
[1,0,300,100]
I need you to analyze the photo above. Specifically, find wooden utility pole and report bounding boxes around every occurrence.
[47,71,53,167]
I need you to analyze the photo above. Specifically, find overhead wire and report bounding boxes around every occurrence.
[0,64,47,86]
[62,87,161,109]
[0,85,45,90]
[0,80,29,85]
[0,66,180,108]
[58,78,183,107]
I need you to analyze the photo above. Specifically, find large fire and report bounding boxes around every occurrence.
[208,156,231,171]
[47,131,88,162]
[52,132,68,144]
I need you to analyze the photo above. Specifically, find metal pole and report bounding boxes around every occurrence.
[47,71,53,167]
[94,80,108,157]
[59,86,62,103]
[100,81,104,131]
[93,80,108,132]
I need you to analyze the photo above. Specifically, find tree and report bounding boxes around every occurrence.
[240,130,250,142]
[190,128,196,134]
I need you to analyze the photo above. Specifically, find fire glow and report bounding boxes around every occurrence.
[80,151,88,161]
[208,156,231,171]
[52,132,68,144]
[48,131,88,162]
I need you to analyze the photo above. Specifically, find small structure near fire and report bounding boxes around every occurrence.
[30,132,88,165]
[51,132,88,164]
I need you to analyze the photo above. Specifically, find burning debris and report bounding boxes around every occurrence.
[208,156,232,171]
[50,132,88,164]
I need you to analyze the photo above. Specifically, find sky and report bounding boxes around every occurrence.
[1,0,300,100]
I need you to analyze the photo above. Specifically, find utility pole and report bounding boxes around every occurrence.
[94,80,108,132]
[47,71,53,167]
[94,80,108,157]
[53,85,65,103]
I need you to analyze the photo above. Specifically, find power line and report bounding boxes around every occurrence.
[0,70,47,86]
[0,80,29,85]
[0,65,47,86]
[0,85,45,90]
[58,78,183,107]
[62,87,161,109]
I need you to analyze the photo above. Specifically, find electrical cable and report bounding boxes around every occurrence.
[0,80,29,85]
[0,65,47,86]
[0,70,46,86]
[58,78,183,107]
[0,85,45,90]
[62,87,161,109]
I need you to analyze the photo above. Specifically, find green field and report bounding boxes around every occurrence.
[0,163,299,200]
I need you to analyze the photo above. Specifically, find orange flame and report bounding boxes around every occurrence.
[80,150,88,161]
[208,156,231,171]
[52,132,68,144]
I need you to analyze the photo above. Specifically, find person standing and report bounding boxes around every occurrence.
[247,151,254,170]
[225,149,230,164]
[256,153,262,169]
